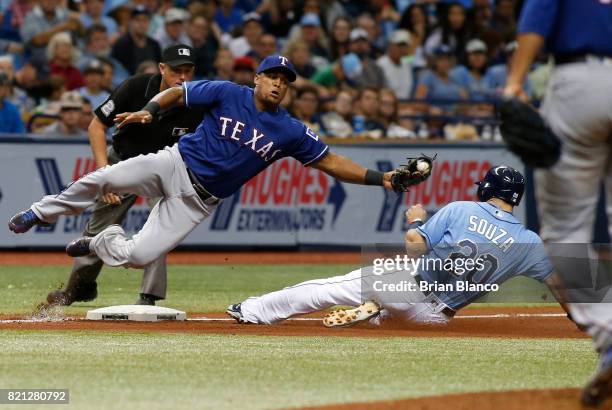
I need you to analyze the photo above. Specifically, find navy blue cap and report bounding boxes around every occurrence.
[256,55,297,82]
[434,44,453,56]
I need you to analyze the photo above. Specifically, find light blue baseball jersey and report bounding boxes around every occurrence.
[178,80,329,198]
[416,201,553,309]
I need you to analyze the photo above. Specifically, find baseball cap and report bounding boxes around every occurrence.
[300,13,320,27]
[131,4,151,18]
[466,39,487,53]
[389,30,411,45]
[83,59,104,75]
[60,91,83,110]
[164,7,189,24]
[505,41,518,54]
[349,28,368,42]
[256,54,297,82]
[341,53,362,80]
[434,44,453,56]
[162,44,196,67]
[233,56,256,71]
[242,12,261,24]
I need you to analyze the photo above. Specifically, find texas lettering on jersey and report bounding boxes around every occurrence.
[218,116,282,162]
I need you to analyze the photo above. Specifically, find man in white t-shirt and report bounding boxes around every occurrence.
[376,30,414,99]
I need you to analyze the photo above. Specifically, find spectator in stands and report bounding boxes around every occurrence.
[292,86,322,134]
[77,59,109,109]
[40,91,86,137]
[155,7,191,50]
[5,0,34,34]
[398,4,429,69]
[78,25,130,89]
[355,12,384,58]
[232,56,255,87]
[111,5,162,75]
[378,88,415,138]
[376,29,414,100]
[0,73,26,134]
[79,98,93,132]
[214,0,242,34]
[31,75,65,115]
[247,32,277,63]
[425,2,471,64]
[347,28,386,90]
[106,0,132,35]
[213,48,234,80]
[329,15,352,61]
[136,60,159,75]
[490,0,516,43]
[353,87,384,138]
[320,89,353,138]
[228,12,262,57]
[0,56,36,116]
[20,0,83,58]
[47,32,84,91]
[415,44,467,112]
[484,41,532,99]
[11,57,49,103]
[80,0,118,42]
[450,39,492,101]
[97,56,115,91]
[186,14,220,79]
[293,13,330,66]
[260,0,298,39]
[285,40,316,79]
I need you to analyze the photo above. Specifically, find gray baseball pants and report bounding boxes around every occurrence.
[30,144,218,270]
[537,60,612,352]
[69,147,167,299]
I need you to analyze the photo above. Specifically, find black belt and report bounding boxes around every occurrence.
[413,274,456,318]
[185,167,219,206]
[554,53,612,65]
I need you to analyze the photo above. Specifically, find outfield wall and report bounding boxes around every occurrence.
[0,136,524,248]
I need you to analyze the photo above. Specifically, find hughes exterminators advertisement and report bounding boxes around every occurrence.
[0,139,523,247]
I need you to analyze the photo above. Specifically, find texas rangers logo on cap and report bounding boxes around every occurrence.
[256,55,298,82]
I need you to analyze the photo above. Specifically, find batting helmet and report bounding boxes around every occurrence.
[476,165,525,206]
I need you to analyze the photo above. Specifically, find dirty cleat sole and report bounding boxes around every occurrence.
[323,301,381,328]
[582,361,612,407]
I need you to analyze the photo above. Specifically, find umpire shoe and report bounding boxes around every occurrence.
[226,303,250,324]
[8,209,49,233]
[47,282,98,306]
[582,346,612,407]
[135,294,160,306]
[66,237,93,257]
[323,301,381,328]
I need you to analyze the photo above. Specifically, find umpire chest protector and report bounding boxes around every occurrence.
[95,73,204,160]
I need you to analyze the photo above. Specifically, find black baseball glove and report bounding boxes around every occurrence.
[498,99,562,168]
[390,154,436,192]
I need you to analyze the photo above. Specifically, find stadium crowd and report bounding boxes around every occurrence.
[0,0,548,139]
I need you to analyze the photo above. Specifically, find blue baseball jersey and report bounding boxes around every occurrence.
[416,201,553,310]
[518,0,612,55]
[178,81,329,198]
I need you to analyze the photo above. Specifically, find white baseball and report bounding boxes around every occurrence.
[417,161,430,172]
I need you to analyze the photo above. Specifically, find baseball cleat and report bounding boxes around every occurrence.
[135,293,159,306]
[323,301,381,328]
[226,303,249,324]
[46,282,98,306]
[582,346,612,407]
[8,209,48,233]
[65,237,93,257]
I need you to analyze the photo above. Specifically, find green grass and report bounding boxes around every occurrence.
[0,331,596,410]
[0,264,358,315]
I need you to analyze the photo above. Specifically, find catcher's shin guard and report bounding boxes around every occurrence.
[323,301,381,328]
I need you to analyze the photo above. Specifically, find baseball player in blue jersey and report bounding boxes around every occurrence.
[504,1,612,406]
[227,166,568,327]
[7,55,430,277]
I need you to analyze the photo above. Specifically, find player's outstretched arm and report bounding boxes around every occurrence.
[311,151,395,190]
[88,117,121,205]
[114,86,184,129]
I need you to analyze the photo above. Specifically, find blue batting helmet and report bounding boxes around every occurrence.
[476,165,525,206]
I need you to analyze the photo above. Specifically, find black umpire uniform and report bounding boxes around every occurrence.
[47,45,204,306]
